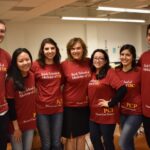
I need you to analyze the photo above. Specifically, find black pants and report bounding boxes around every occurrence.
[89,121,116,150]
[143,115,150,148]
[0,113,9,150]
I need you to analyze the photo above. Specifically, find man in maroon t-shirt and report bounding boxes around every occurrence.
[0,20,11,150]
[138,24,150,147]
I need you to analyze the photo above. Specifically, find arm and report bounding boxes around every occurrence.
[7,99,17,121]
[7,98,22,142]
[98,85,127,107]
[12,120,22,142]
[108,85,127,107]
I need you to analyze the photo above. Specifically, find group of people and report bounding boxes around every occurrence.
[0,19,150,150]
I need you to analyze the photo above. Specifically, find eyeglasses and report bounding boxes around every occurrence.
[93,57,105,61]
[0,29,6,33]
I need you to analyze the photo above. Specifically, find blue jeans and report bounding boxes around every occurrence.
[119,114,142,150]
[89,121,116,150]
[11,129,34,150]
[37,112,63,150]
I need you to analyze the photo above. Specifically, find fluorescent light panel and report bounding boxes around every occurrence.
[62,17,145,23]
[97,6,150,14]
[109,18,145,23]
[62,17,108,21]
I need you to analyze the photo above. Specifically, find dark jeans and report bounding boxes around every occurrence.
[37,112,63,150]
[0,112,9,150]
[89,121,116,150]
[119,114,142,150]
[143,115,150,148]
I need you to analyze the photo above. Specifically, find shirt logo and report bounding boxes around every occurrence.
[19,87,35,98]
[41,72,61,79]
[123,80,135,88]
[143,64,150,72]
[71,71,91,79]
[103,108,114,113]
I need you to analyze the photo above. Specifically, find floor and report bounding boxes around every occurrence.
[7,125,149,150]
[7,134,149,150]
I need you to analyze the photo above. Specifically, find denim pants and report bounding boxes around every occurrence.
[37,112,63,150]
[0,112,9,150]
[143,115,150,148]
[119,114,142,150]
[11,129,34,150]
[89,121,116,150]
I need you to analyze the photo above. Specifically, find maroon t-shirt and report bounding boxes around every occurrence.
[116,67,142,115]
[138,50,150,117]
[32,61,63,114]
[6,71,36,132]
[88,69,124,124]
[61,58,91,107]
[0,48,11,113]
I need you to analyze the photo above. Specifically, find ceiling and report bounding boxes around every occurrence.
[0,0,150,23]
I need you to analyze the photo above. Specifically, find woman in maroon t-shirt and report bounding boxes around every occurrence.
[116,44,142,150]
[61,37,91,150]
[88,49,126,150]
[6,48,36,150]
[32,38,63,150]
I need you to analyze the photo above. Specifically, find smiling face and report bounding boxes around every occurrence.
[17,52,32,76]
[0,23,6,43]
[120,49,133,68]
[93,51,106,71]
[43,43,56,63]
[70,42,83,60]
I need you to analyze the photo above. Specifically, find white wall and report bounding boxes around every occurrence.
[1,18,148,62]
[141,25,150,52]
[86,22,144,62]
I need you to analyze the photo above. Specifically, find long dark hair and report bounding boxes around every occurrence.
[7,48,32,91]
[37,38,61,67]
[90,49,111,79]
[117,44,137,70]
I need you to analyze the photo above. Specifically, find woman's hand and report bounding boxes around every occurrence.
[98,99,109,107]
[13,129,22,142]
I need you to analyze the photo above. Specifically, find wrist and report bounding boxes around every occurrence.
[108,99,111,107]
[14,127,20,131]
